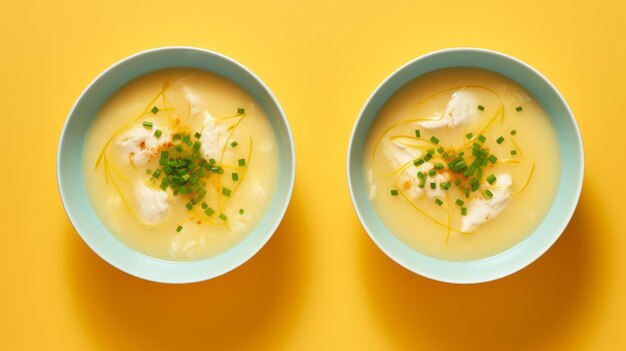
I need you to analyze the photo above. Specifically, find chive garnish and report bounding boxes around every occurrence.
[232,172,239,181]
[145,168,152,175]
[430,136,440,144]
[142,121,153,128]
[434,162,444,169]
[440,182,451,190]
[194,132,201,139]
[496,136,505,144]
[511,150,518,155]
[415,129,421,138]
[478,134,486,143]
[237,108,245,114]
[488,154,498,164]
[222,187,232,197]
[466,133,473,140]
[486,174,497,185]
[435,199,443,206]
[219,213,228,221]
[154,129,162,138]
[390,189,399,196]
[204,207,215,216]
[461,207,467,216]
[414,158,425,166]
[455,199,464,206]
[477,105,485,111]
[430,182,436,189]
[428,169,437,177]
[231,141,238,147]
[238,158,246,167]
[151,106,159,114]
[483,189,494,199]
[239,209,245,215]
[176,225,183,232]
[510,130,517,135]
[515,106,523,112]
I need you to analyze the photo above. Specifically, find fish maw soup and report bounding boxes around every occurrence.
[83,68,278,261]
[364,68,561,261]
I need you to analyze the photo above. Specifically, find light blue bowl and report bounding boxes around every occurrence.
[347,48,583,284]
[58,47,295,283]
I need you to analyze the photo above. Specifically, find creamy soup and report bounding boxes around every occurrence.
[83,68,278,261]
[364,68,561,261]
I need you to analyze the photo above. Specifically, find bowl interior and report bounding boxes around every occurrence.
[348,48,583,283]
[58,47,295,283]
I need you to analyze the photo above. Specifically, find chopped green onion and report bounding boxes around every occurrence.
[428,169,437,177]
[434,162,444,169]
[510,130,517,135]
[423,153,432,161]
[152,169,162,178]
[496,136,505,144]
[415,129,421,138]
[204,207,215,216]
[430,136,440,144]
[465,189,470,198]
[466,133,473,140]
[142,121,153,128]
[477,105,485,111]
[461,207,467,216]
[151,106,159,114]
[237,108,245,114]
[390,189,399,196]
[201,202,208,210]
[232,172,239,181]
[238,158,246,167]
[219,213,228,221]
[483,189,494,199]
[515,106,523,112]
[194,132,202,139]
[154,129,162,138]
[414,158,425,166]
[209,158,216,164]
[435,199,443,206]
[239,208,245,215]
[185,202,193,210]
[511,150,518,156]
[173,133,182,141]
[145,168,152,175]
[478,134,486,143]
[430,182,436,189]
[455,199,464,206]
[486,174,497,185]
[437,147,444,154]
[488,154,498,164]
[454,178,462,186]
[222,187,232,197]
[231,141,238,147]
[440,182,451,190]
[176,225,183,232]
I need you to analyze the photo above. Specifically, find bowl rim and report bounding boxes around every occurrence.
[346,47,584,284]
[57,46,296,283]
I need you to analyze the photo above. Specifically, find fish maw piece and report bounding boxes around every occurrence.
[134,182,171,225]
[420,90,476,129]
[461,174,513,232]
[117,124,171,165]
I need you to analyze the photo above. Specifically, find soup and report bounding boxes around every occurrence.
[364,68,561,261]
[83,68,278,261]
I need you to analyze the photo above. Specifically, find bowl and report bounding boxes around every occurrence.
[347,48,583,284]
[58,47,295,283]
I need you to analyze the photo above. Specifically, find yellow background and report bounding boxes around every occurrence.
[1,0,624,349]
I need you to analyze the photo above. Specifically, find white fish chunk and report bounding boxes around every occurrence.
[420,90,475,129]
[117,123,171,166]
[461,174,513,232]
[134,182,171,225]
[200,112,228,161]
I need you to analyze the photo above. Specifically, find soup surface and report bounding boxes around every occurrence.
[83,68,278,261]
[364,68,561,261]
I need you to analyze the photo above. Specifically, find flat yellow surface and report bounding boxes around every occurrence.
[1,0,624,349]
